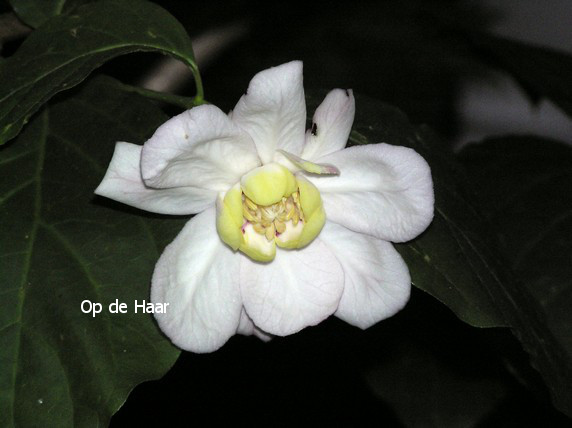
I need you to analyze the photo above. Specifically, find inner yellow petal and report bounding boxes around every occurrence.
[297,175,322,219]
[297,205,325,248]
[216,184,243,250]
[275,219,304,249]
[240,223,276,262]
[217,167,330,260]
[295,175,326,248]
[240,163,297,206]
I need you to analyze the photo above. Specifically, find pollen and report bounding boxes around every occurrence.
[242,192,305,241]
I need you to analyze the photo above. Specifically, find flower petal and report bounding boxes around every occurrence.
[302,88,355,160]
[296,175,326,248]
[308,143,434,242]
[141,104,260,191]
[236,309,273,342]
[216,184,243,251]
[240,163,297,206]
[240,223,277,262]
[231,61,306,163]
[240,240,344,336]
[320,222,411,329]
[151,208,242,353]
[95,142,214,214]
[278,149,340,175]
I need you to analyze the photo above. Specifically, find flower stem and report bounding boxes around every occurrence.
[190,63,206,105]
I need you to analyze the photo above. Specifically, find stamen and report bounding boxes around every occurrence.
[243,207,257,222]
[245,198,258,211]
[253,223,266,235]
[275,221,286,234]
[265,223,276,241]
[242,192,304,241]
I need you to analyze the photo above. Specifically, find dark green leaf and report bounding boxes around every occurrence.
[0,76,185,427]
[330,94,572,416]
[460,136,572,367]
[470,33,572,118]
[9,0,66,28]
[0,0,198,146]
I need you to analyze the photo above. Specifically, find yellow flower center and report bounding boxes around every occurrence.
[216,163,326,262]
[242,192,304,242]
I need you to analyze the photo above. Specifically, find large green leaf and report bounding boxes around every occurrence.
[333,95,572,415]
[470,33,572,119]
[0,76,185,427]
[8,0,85,28]
[9,0,63,28]
[0,0,199,146]
[460,136,572,359]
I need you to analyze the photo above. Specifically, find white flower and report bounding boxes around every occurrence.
[95,61,434,352]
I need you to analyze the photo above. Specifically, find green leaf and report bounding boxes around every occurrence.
[460,136,572,361]
[8,0,72,28]
[9,0,61,29]
[0,76,185,427]
[328,94,572,416]
[469,33,572,118]
[0,0,200,146]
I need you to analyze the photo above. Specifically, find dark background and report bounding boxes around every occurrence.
[94,1,572,425]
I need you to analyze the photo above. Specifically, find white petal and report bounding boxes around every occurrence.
[240,240,344,336]
[95,142,214,214]
[302,89,355,160]
[277,149,340,175]
[236,309,273,342]
[141,104,260,191]
[151,208,242,353]
[308,143,434,242]
[231,61,306,164]
[320,222,411,329]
